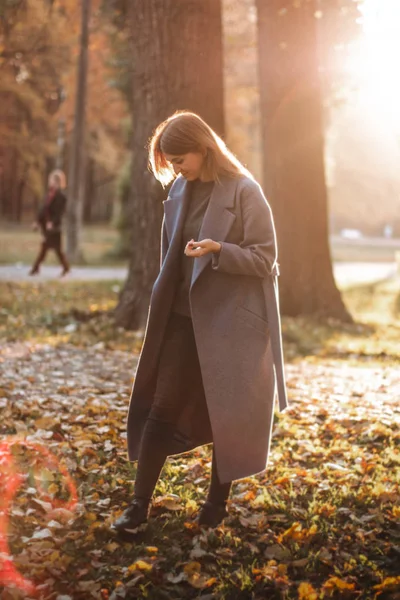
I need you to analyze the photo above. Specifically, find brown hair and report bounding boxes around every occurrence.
[149,111,252,187]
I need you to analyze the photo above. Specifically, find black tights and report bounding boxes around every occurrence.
[134,313,231,505]
[31,238,69,273]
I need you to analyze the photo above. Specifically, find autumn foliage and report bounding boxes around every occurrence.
[0,0,127,221]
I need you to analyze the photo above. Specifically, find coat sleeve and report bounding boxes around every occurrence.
[211,179,278,277]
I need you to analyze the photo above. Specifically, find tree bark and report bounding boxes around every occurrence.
[66,0,91,263]
[115,0,225,329]
[83,156,94,223]
[15,175,25,222]
[256,0,351,320]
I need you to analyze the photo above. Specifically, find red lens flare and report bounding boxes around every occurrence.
[0,438,78,595]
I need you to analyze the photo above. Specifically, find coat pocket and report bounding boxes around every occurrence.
[235,305,269,335]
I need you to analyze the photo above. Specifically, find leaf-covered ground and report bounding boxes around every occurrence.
[0,281,399,600]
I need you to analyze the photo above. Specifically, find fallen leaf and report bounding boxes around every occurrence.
[32,528,52,540]
[322,576,356,591]
[298,581,319,599]
[127,560,152,573]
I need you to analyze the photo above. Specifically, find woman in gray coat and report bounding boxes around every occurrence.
[113,111,288,534]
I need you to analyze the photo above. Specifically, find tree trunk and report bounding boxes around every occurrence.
[256,0,351,320]
[15,176,25,222]
[83,156,94,224]
[66,0,90,263]
[56,117,66,170]
[115,0,225,329]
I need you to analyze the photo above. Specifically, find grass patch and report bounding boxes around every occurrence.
[0,280,140,351]
[330,237,400,263]
[1,276,400,360]
[280,276,400,363]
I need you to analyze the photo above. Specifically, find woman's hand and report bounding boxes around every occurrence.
[46,222,54,231]
[184,238,221,257]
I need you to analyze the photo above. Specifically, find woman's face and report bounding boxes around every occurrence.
[164,152,205,181]
[48,174,60,189]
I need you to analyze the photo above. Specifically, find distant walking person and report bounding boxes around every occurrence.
[30,169,70,277]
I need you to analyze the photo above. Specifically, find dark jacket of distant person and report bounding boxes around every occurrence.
[37,189,67,247]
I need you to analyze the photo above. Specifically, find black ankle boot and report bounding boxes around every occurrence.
[197,500,228,528]
[112,498,150,533]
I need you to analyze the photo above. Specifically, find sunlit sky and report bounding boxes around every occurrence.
[345,0,400,129]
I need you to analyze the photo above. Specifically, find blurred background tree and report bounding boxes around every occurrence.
[113,0,225,329]
[65,0,91,263]
[1,0,400,326]
[0,0,70,219]
[0,0,127,226]
[256,0,352,319]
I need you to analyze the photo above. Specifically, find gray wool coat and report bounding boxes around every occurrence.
[127,174,288,484]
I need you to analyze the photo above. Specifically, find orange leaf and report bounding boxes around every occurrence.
[323,577,355,591]
[374,576,400,592]
[298,582,319,600]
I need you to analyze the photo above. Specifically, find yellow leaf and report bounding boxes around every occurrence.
[187,572,216,589]
[298,582,319,600]
[278,521,317,544]
[392,506,400,518]
[185,499,198,515]
[127,560,152,573]
[306,524,318,538]
[183,561,201,575]
[47,483,58,495]
[49,551,60,562]
[154,495,183,511]
[277,521,303,542]
[275,476,290,485]
[145,546,158,554]
[85,512,97,522]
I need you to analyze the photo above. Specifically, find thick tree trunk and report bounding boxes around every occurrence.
[15,176,25,222]
[1,151,17,219]
[115,0,225,330]
[256,0,351,320]
[66,0,90,262]
[83,156,94,224]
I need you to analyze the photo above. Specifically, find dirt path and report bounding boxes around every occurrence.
[0,262,397,286]
[0,264,128,282]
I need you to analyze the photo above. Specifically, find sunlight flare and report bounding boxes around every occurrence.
[344,0,400,126]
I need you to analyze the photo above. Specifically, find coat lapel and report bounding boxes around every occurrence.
[191,176,238,288]
[162,175,240,289]
[163,177,190,245]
